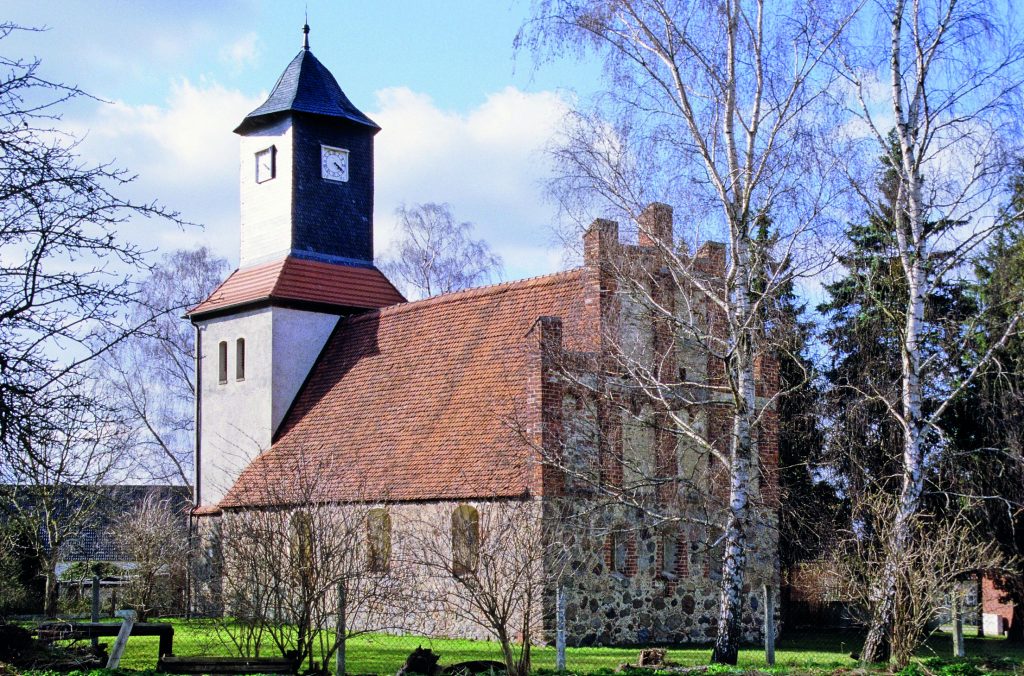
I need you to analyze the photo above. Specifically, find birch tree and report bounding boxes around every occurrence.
[520,0,854,662]
[96,248,228,486]
[379,203,503,300]
[830,1,1024,662]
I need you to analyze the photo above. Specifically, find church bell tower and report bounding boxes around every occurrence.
[189,25,404,510]
[235,23,381,267]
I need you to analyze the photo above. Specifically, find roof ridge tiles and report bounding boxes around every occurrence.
[341,267,584,326]
[188,255,405,317]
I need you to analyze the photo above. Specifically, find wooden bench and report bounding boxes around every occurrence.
[36,621,175,659]
[157,655,299,674]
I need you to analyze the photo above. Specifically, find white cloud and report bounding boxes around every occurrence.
[68,80,265,258]
[69,81,570,281]
[221,33,261,71]
[371,86,571,280]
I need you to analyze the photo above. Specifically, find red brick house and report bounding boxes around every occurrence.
[982,575,1019,637]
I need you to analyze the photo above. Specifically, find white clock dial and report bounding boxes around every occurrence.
[255,146,275,183]
[321,145,349,182]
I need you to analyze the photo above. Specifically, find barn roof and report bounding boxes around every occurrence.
[187,256,405,319]
[219,268,590,508]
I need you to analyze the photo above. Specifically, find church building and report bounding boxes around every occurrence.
[188,27,780,646]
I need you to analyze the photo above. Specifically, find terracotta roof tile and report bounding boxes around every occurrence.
[188,256,405,317]
[220,269,591,508]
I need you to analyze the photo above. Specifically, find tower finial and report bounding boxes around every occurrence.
[302,17,310,50]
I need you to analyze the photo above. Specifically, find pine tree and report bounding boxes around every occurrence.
[751,218,841,581]
[818,157,908,525]
[958,161,1024,641]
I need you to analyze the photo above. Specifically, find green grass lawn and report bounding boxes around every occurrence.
[85,620,1024,674]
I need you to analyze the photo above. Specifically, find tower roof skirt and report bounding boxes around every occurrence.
[234,49,380,134]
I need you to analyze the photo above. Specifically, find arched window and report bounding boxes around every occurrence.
[217,341,228,384]
[366,508,391,572]
[235,338,246,380]
[290,511,314,574]
[451,504,479,577]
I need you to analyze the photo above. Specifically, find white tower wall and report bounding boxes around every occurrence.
[196,306,339,507]
[239,116,294,267]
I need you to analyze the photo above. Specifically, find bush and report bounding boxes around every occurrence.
[0,549,27,615]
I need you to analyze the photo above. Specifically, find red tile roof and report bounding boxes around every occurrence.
[188,256,406,317]
[219,269,591,508]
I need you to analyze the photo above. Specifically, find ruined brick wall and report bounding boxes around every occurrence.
[545,204,780,645]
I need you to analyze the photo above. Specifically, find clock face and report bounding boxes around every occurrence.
[255,146,275,183]
[321,145,349,182]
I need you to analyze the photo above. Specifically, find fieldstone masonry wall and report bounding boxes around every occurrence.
[554,507,779,645]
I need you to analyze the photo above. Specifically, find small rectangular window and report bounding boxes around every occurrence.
[255,146,276,183]
[218,341,228,384]
[236,338,245,381]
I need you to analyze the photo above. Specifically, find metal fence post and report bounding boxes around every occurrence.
[336,581,347,675]
[763,584,775,667]
[556,584,566,671]
[91,575,100,649]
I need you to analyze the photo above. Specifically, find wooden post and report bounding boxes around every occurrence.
[556,585,566,671]
[91,576,100,649]
[763,584,775,667]
[106,609,137,669]
[952,588,965,658]
[335,582,346,675]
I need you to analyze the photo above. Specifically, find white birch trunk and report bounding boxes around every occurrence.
[713,214,757,664]
[861,1,929,660]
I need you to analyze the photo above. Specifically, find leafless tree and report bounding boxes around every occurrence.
[213,450,409,673]
[403,499,559,676]
[379,202,503,300]
[0,396,133,617]
[824,497,1003,668]
[96,248,228,486]
[519,0,855,662]
[0,23,185,465]
[828,1,1024,662]
[0,526,28,617]
[113,493,190,621]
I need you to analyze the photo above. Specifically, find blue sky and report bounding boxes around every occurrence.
[4,1,603,281]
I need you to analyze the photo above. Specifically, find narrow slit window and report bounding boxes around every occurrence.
[235,338,245,380]
[290,511,314,574]
[661,534,679,578]
[610,533,628,574]
[218,341,228,384]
